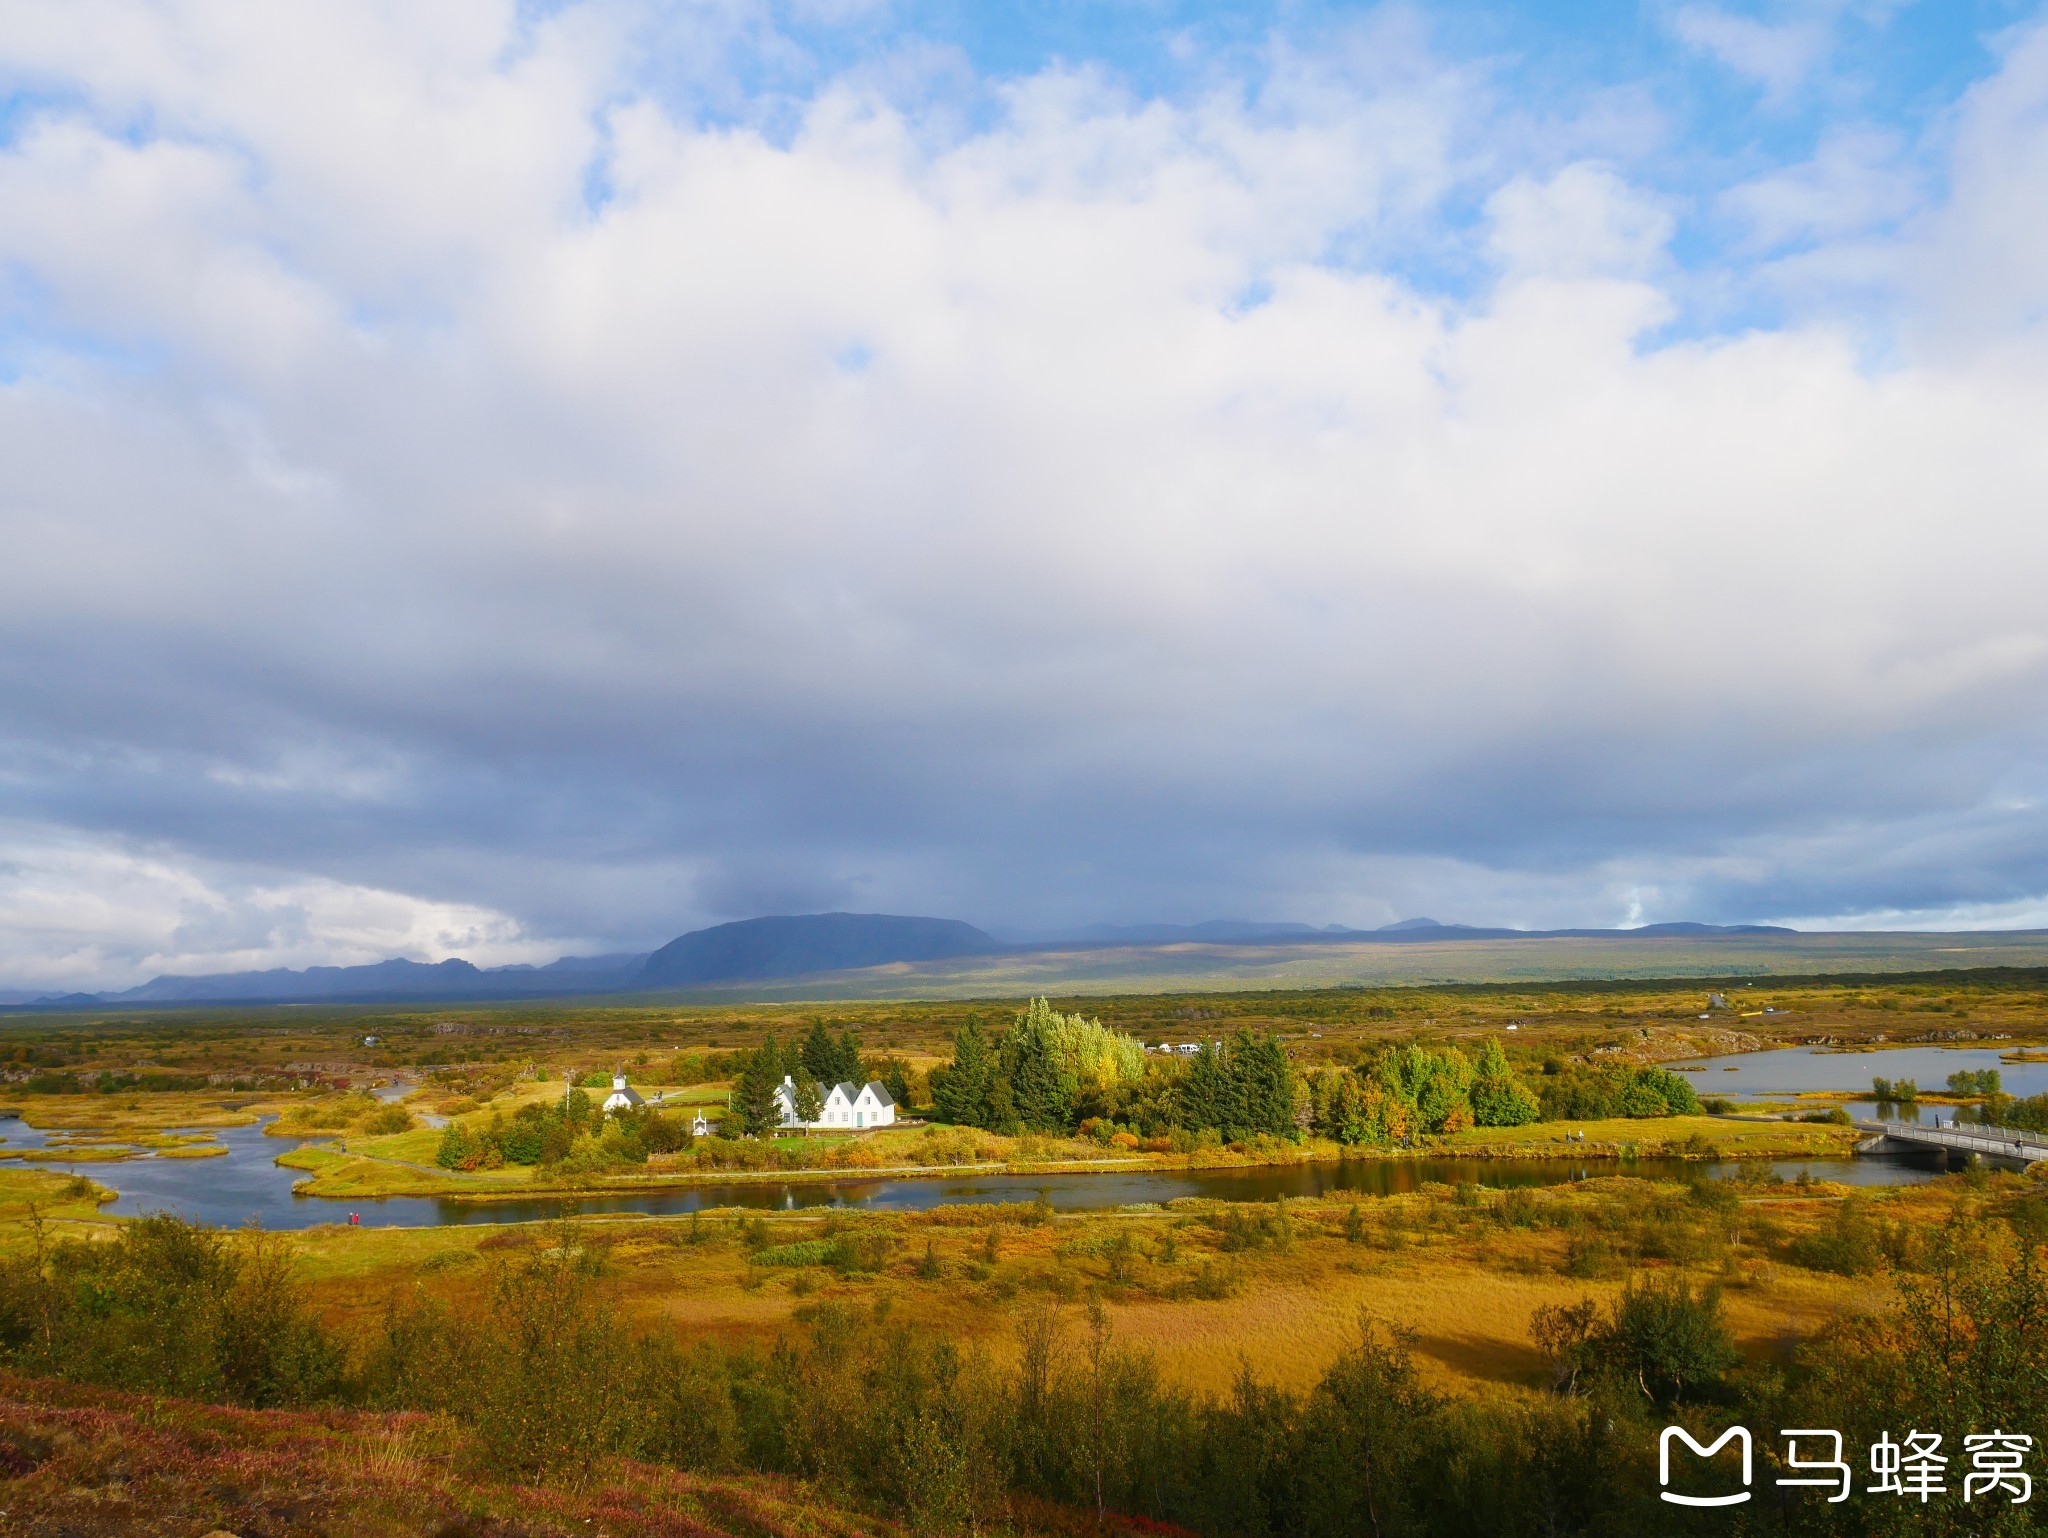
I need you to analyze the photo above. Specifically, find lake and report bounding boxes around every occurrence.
[0,1109,1950,1231]
[1664,1042,2048,1122]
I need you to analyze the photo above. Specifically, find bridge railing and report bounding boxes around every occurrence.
[1853,1120,2048,1161]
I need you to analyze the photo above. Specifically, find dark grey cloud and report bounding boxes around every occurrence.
[3,5,2048,987]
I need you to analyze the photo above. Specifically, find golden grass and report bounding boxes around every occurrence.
[3,1093,287,1131]
[248,1170,1981,1405]
[1444,1113,1859,1159]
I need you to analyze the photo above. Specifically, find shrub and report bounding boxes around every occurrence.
[1562,1231,1619,1279]
[1593,1276,1739,1406]
[752,1239,837,1268]
[1787,1200,1884,1276]
[361,1105,414,1136]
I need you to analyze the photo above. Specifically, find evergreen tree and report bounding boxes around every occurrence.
[729,1034,783,1137]
[985,1075,1017,1131]
[833,1029,866,1087]
[1223,1029,1297,1141]
[879,1058,913,1109]
[933,1019,994,1126]
[800,1021,838,1085]
[1002,1004,1074,1131]
[1179,1041,1224,1132]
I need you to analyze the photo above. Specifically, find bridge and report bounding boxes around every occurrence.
[1853,1118,2048,1164]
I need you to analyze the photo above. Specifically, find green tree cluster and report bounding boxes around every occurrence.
[800,1021,869,1088]
[1307,1041,1540,1145]
[436,1093,689,1171]
[930,1000,1152,1134]
[1537,1063,1700,1121]
[1175,1030,1298,1141]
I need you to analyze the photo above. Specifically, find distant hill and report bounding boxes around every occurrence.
[75,952,650,1007]
[636,913,999,987]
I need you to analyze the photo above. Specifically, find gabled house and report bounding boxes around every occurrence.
[774,1074,897,1131]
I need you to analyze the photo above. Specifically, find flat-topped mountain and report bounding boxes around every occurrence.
[636,913,999,987]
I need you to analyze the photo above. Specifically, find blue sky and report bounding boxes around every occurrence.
[2,0,2048,987]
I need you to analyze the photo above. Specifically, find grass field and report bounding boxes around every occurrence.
[221,1162,1957,1401]
[587,927,2048,1000]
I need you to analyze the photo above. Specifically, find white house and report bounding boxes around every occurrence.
[602,1069,644,1115]
[774,1075,897,1131]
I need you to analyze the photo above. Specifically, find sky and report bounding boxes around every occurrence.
[5,0,2048,989]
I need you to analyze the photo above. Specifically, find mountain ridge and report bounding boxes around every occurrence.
[14,914,1808,1007]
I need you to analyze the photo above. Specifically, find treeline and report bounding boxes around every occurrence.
[0,1202,2042,1536]
[929,1004,1696,1146]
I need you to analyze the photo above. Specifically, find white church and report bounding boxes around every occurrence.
[773,1074,897,1131]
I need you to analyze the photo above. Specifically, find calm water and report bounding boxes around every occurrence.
[0,1110,1948,1230]
[1665,1044,2048,1107]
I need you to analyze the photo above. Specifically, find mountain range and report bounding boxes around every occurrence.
[3,913,1803,1008]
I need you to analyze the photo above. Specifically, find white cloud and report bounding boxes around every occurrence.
[1485,162,1675,279]
[0,823,564,990]
[1668,3,1838,99]
[1720,128,1917,251]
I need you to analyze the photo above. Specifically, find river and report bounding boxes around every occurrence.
[0,1106,1951,1231]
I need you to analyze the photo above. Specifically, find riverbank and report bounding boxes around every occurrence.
[278,1113,1863,1202]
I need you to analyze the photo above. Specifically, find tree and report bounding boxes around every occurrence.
[1470,1039,1541,1127]
[933,1018,995,1126]
[1179,1041,1224,1131]
[1287,1321,1441,1538]
[729,1035,783,1137]
[800,1021,838,1085]
[1227,1030,1297,1141]
[1591,1277,1737,1407]
[791,1072,825,1133]
[1002,1004,1073,1131]
[879,1057,913,1110]
[832,1029,866,1087]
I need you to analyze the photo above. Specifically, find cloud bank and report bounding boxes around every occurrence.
[3,1,2048,987]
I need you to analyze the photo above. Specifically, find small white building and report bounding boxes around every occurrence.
[602,1069,644,1115]
[774,1075,897,1131]
[690,1111,714,1138]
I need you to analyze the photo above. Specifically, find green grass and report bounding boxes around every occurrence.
[348,1125,444,1164]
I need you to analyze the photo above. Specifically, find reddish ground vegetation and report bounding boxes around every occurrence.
[0,1372,903,1538]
